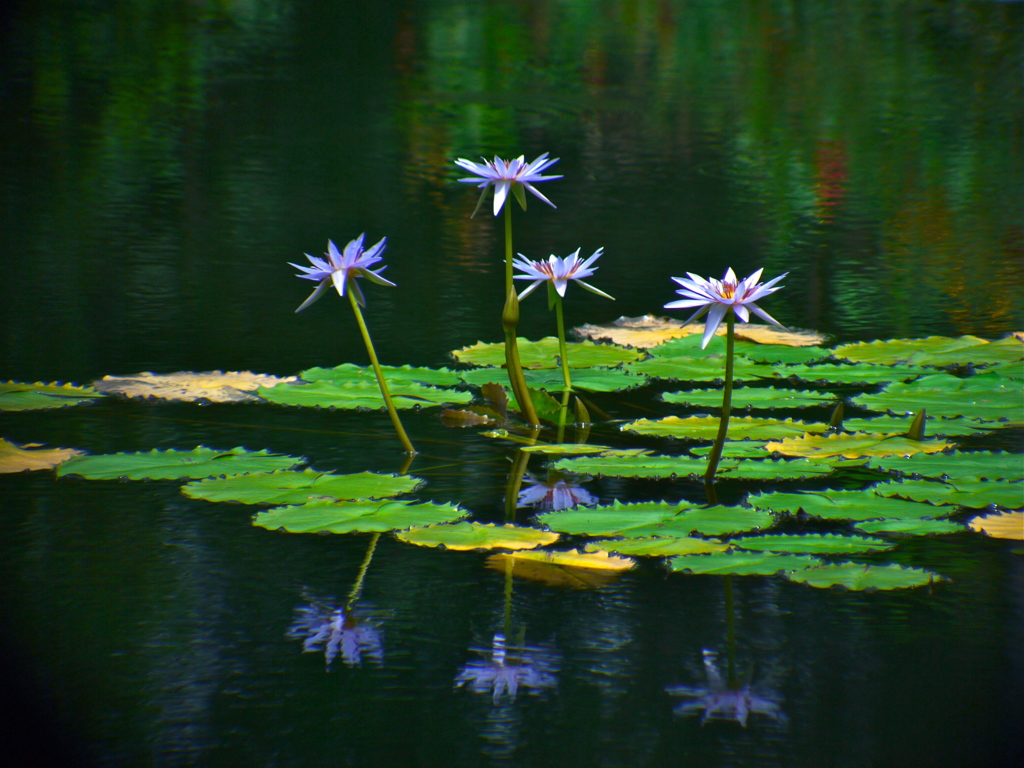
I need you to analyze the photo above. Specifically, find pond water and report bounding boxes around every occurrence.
[1,1,1022,766]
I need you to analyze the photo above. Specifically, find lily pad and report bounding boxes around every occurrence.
[258,378,473,409]
[730,533,893,555]
[182,469,423,505]
[717,458,835,481]
[854,519,967,536]
[624,355,775,383]
[586,537,729,557]
[575,315,825,348]
[786,562,941,590]
[492,548,634,570]
[646,334,829,365]
[873,479,1023,510]
[834,335,1023,367]
[0,381,105,411]
[623,416,827,441]
[0,438,84,473]
[663,386,835,409]
[967,511,1024,540]
[669,551,821,576]
[689,441,771,458]
[94,370,297,403]
[550,453,724,479]
[56,446,304,481]
[775,363,930,385]
[538,501,773,538]
[299,363,463,388]
[485,551,631,588]
[459,366,646,393]
[519,443,613,456]
[254,499,465,534]
[766,432,952,459]
[852,373,1019,420]
[394,522,559,551]
[842,415,989,437]
[452,338,639,368]
[866,451,1023,482]
[748,489,950,522]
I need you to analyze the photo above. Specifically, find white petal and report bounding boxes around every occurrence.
[331,270,348,296]
[747,302,787,329]
[492,182,511,215]
[701,304,730,348]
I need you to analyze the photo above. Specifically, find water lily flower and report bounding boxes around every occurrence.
[288,600,384,669]
[290,234,395,312]
[512,248,615,301]
[455,153,562,216]
[665,268,787,348]
[666,650,787,727]
[455,633,559,704]
[518,474,597,511]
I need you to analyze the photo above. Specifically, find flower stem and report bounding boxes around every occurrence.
[703,311,735,503]
[346,532,380,610]
[347,290,416,455]
[503,286,540,426]
[504,201,514,298]
[554,293,572,390]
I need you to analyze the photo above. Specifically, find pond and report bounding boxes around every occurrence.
[1,1,1022,766]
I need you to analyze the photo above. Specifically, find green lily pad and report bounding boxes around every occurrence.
[852,373,1019,420]
[452,338,639,368]
[182,469,423,505]
[766,432,953,459]
[730,533,893,555]
[669,551,821,576]
[519,443,614,455]
[834,335,1023,367]
[853,518,967,536]
[300,362,463,388]
[56,446,304,481]
[624,355,775,382]
[866,451,1023,482]
[842,415,990,437]
[258,378,473,409]
[646,334,828,364]
[689,441,771,458]
[663,386,835,409]
[622,416,827,441]
[394,522,560,551]
[775,363,930,385]
[254,499,465,534]
[873,479,1023,509]
[0,381,105,411]
[786,562,941,590]
[748,489,951,522]
[550,453,725,479]
[585,537,729,557]
[459,367,647,393]
[717,458,835,481]
[538,501,773,538]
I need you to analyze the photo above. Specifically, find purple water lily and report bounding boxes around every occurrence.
[290,234,395,312]
[455,153,562,216]
[455,633,559,704]
[665,267,787,348]
[512,248,615,301]
[666,650,786,727]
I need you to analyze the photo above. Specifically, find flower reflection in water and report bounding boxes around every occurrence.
[666,649,787,727]
[517,473,597,512]
[288,597,384,669]
[455,633,559,704]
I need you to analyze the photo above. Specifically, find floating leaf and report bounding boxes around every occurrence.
[852,373,1019,420]
[0,438,84,473]
[394,522,559,551]
[866,451,1023,482]
[748,489,950,522]
[766,432,952,459]
[493,548,634,570]
[459,366,647,393]
[575,315,825,348]
[254,499,465,533]
[485,551,629,588]
[538,500,773,538]
[717,458,835,481]
[663,386,835,410]
[520,443,613,455]
[967,511,1023,540]
[854,519,967,536]
[56,446,304,481]
[730,533,893,555]
[258,378,472,409]
[551,453,723,479]
[623,416,827,441]
[669,551,821,576]
[646,334,829,364]
[0,381,105,411]
[182,469,422,505]
[775,363,930,385]
[440,408,498,427]
[842,415,988,437]
[689,441,771,458]
[94,370,297,403]
[625,355,775,382]
[786,562,941,590]
[452,338,639,368]
[586,537,729,557]
[874,479,1023,509]
[299,363,462,388]
[834,335,1023,367]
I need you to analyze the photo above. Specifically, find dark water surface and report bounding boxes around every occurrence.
[2,1,1023,766]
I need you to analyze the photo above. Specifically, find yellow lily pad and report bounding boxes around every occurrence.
[0,438,85,473]
[575,315,826,348]
[94,370,299,403]
[766,432,953,459]
[485,551,628,588]
[967,511,1024,540]
[394,522,559,551]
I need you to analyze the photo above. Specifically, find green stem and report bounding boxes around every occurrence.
[556,388,570,444]
[504,447,532,523]
[346,532,380,610]
[554,293,572,390]
[703,312,735,503]
[348,290,416,455]
[503,286,540,426]
[504,201,514,299]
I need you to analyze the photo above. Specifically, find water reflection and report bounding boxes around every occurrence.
[455,631,559,705]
